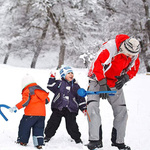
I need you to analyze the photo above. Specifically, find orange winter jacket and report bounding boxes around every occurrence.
[16,83,50,116]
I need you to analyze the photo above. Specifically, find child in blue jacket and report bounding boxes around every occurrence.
[44,66,87,144]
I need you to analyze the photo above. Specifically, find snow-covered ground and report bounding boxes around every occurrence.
[0,64,150,150]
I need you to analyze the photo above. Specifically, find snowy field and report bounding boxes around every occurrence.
[0,64,150,150]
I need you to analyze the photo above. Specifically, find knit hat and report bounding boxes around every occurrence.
[60,66,73,78]
[120,38,140,56]
[21,74,35,90]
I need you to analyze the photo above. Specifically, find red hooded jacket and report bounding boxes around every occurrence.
[88,34,140,88]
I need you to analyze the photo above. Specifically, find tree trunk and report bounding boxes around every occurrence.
[30,41,42,68]
[142,0,150,72]
[143,0,150,41]
[3,43,12,64]
[30,19,50,68]
[47,7,66,70]
[57,43,66,69]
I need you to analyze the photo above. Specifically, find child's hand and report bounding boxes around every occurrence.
[50,72,56,78]
[82,109,87,116]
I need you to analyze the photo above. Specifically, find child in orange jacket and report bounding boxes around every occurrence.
[9,74,50,149]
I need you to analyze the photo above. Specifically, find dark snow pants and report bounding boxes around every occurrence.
[45,108,81,142]
[17,115,45,146]
[87,80,128,144]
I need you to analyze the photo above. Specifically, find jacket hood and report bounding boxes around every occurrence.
[22,83,37,92]
[115,34,130,51]
[35,89,49,102]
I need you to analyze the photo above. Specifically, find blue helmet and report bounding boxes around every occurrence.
[60,66,73,78]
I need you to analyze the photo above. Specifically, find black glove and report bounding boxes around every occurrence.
[115,74,129,90]
[98,78,110,99]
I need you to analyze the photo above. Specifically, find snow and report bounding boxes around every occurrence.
[0,64,150,150]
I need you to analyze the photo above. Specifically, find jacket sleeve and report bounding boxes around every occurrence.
[47,78,61,93]
[45,97,50,104]
[76,85,87,111]
[92,49,110,81]
[16,88,30,109]
[78,97,87,112]
[127,57,140,79]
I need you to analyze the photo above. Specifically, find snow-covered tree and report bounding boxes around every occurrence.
[0,0,149,72]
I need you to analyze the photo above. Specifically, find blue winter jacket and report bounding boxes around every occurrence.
[47,77,87,114]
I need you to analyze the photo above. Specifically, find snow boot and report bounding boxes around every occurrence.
[75,139,83,144]
[20,142,27,146]
[112,142,131,150]
[44,137,51,143]
[86,140,103,150]
[36,145,42,149]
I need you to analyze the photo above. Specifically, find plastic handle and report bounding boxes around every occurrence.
[0,104,14,121]
[77,88,116,97]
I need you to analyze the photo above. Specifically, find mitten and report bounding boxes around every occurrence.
[9,106,18,113]
[50,72,56,78]
[115,74,129,90]
[82,109,87,116]
[98,78,109,99]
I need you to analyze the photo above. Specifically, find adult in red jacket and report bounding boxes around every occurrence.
[9,74,50,149]
[86,34,140,150]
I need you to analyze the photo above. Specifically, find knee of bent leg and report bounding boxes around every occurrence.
[118,105,128,121]
[124,107,128,120]
[87,102,99,117]
[113,105,128,121]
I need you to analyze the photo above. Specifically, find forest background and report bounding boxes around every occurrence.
[0,0,150,72]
